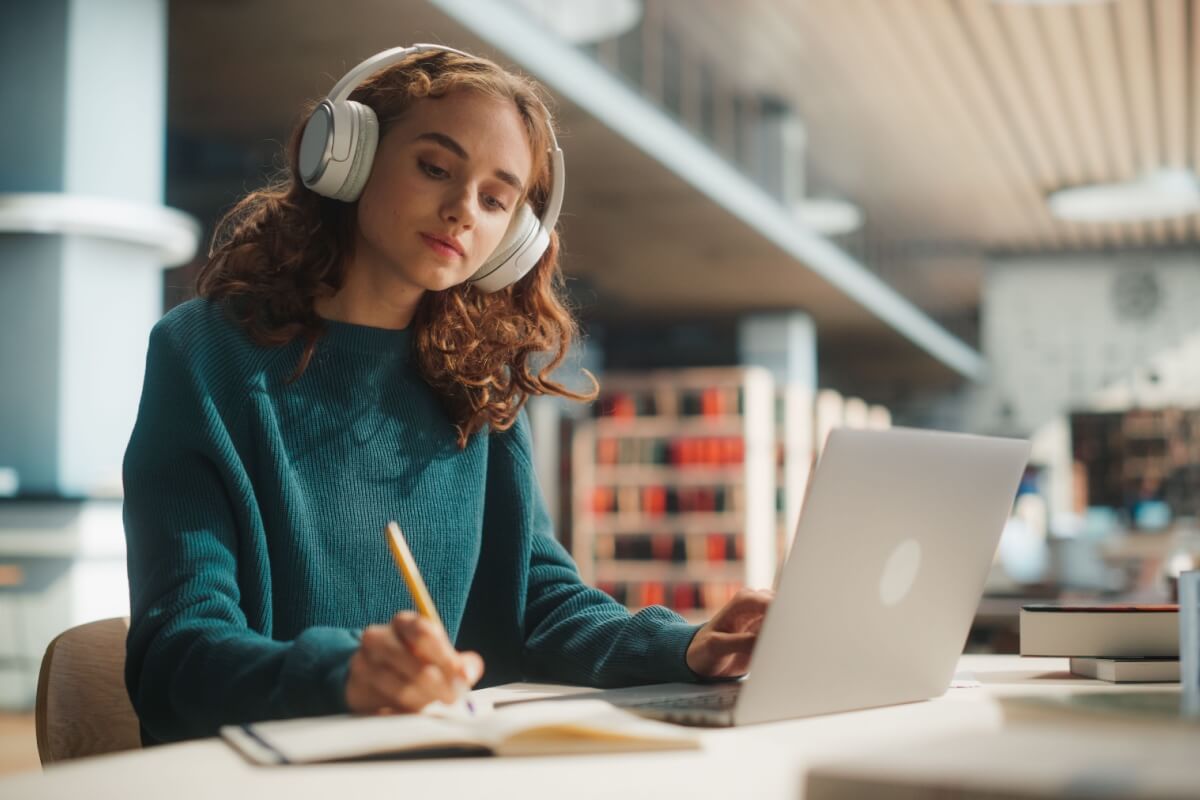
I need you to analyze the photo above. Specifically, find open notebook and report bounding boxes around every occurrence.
[221,698,699,764]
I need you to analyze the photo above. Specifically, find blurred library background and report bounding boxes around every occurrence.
[4,0,1200,771]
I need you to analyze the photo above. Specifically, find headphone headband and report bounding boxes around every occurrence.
[327,44,561,200]
[327,44,470,104]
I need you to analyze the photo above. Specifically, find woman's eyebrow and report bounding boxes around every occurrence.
[416,131,468,159]
[415,131,525,194]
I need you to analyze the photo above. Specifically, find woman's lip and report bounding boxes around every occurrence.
[420,233,463,258]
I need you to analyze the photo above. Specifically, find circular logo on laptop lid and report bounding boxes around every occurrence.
[879,539,922,606]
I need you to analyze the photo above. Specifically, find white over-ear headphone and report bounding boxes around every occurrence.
[297,44,566,293]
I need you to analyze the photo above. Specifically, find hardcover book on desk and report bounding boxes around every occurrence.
[1068,657,1180,683]
[1019,604,1179,658]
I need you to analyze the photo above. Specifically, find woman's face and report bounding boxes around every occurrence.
[352,89,536,295]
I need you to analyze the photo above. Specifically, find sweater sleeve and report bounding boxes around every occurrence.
[123,324,359,744]
[494,414,703,687]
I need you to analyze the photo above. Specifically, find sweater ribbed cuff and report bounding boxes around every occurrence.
[646,620,705,683]
[284,627,362,716]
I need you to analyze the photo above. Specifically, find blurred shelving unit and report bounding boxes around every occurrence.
[1072,408,1200,518]
[572,367,776,623]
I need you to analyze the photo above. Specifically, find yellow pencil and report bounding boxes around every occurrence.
[385,520,443,630]
[384,521,473,713]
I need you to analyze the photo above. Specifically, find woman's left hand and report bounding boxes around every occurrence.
[685,587,774,679]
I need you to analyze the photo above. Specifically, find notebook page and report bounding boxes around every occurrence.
[224,712,486,764]
[471,699,699,755]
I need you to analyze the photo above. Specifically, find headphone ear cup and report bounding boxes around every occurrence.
[334,101,379,202]
[479,203,538,272]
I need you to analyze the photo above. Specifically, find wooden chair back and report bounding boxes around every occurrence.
[35,616,141,764]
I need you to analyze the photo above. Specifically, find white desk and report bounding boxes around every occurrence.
[4,655,1199,800]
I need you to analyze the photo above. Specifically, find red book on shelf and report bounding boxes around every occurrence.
[642,485,667,516]
[591,487,614,515]
[596,437,618,465]
[670,439,685,467]
[641,581,666,608]
[723,437,744,465]
[651,533,675,561]
[706,386,732,417]
[607,392,635,418]
[707,534,726,563]
[672,583,694,612]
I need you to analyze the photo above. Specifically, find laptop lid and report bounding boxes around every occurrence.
[733,427,1030,725]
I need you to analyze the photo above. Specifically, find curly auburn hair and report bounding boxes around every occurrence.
[196,48,596,448]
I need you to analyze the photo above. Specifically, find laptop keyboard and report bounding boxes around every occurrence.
[624,683,741,712]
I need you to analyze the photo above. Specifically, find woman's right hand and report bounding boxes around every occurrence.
[345,611,485,714]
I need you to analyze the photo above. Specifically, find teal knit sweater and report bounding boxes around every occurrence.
[123,298,701,744]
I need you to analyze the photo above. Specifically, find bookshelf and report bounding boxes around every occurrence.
[572,367,776,623]
[1071,408,1200,518]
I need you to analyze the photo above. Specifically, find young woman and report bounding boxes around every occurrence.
[123,44,771,744]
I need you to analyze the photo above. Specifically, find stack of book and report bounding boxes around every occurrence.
[1020,604,1180,683]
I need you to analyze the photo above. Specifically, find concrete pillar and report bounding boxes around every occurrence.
[0,0,191,497]
[739,312,817,560]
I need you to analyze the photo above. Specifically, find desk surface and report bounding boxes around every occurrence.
[5,655,1199,800]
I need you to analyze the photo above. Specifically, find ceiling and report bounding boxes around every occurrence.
[166,0,1200,397]
[663,0,1200,305]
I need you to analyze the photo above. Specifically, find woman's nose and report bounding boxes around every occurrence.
[441,186,476,228]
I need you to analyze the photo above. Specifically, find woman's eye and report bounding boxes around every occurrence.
[419,159,448,178]
[483,195,508,212]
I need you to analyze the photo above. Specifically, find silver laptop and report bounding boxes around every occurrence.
[590,427,1031,726]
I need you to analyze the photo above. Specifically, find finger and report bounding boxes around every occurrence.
[711,654,754,679]
[392,613,470,684]
[396,680,444,713]
[714,588,770,620]
[360,623,420,679]
[372,660,453,710]
[368,664,419,711]
[349,657,414,715]
[411,662,457,705]
[705,631,758,656]
[733,588,774,609]
[460,651,485,686]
